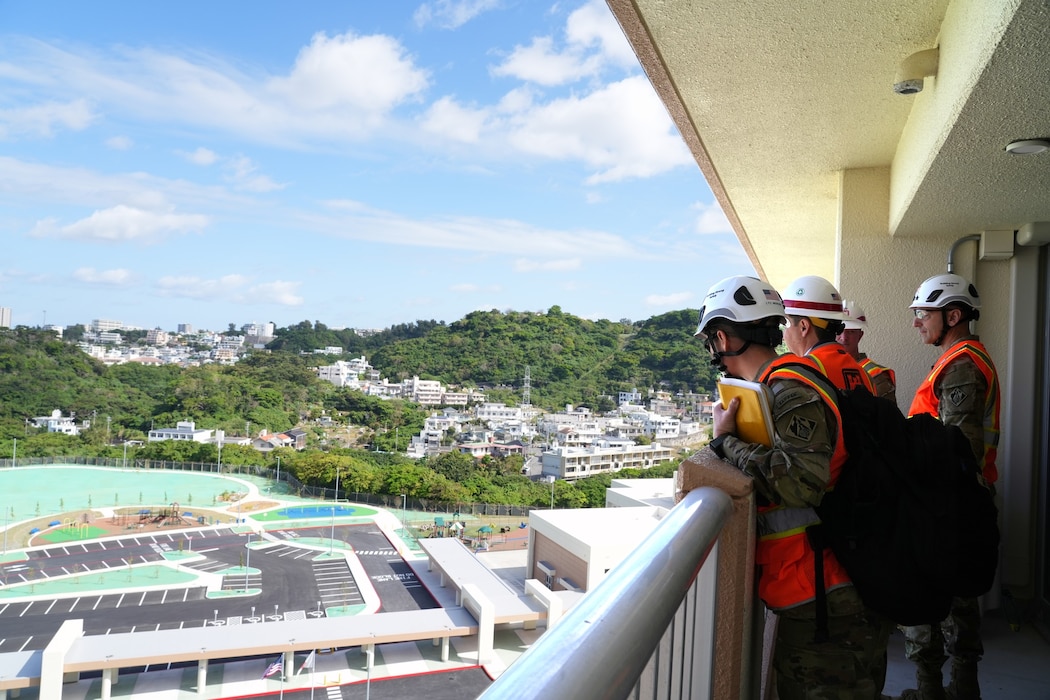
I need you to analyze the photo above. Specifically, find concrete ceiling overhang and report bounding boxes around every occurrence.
[607,0,1050,289]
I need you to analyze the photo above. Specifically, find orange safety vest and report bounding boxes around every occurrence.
[859,357,896,389]
[753,354,853,610]
[808,342,876,395]
[908,340,1000,484]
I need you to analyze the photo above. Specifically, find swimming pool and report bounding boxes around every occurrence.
[277,504,357,518]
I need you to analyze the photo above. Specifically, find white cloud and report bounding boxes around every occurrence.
[72,267,134,285]
[156,274,249,300]
[492,36,601,86]
[513,258,582,272]
[266,32,429,118]
[29,204,209,243]
[224,155,284,192]
[491,0,635,86]
[184,147,218,165]
[0,99,95,139]
[565,0,637,68]
[694,201,732,234]
[312,205,641,259]
[645,291,692,307]
[3,33,430,147]
[506,76,692,183]
[413,0,501,29]
[105,135,133,150]
[240,280,303,306]
[420,96,488,143]
[155,274,302,307]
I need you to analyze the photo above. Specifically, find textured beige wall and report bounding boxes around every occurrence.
[838,167,1011,412]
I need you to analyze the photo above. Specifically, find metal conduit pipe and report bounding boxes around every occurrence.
[478,486,733,700]
[947,234,981,273]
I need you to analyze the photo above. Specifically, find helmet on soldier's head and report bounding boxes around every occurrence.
[910,273,981,310]
[780,275,844,321]
[694,275,785,338]
[841,301,868,330]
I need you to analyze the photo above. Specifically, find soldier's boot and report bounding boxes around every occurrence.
[945,660,981,700]
[898,666,947,700]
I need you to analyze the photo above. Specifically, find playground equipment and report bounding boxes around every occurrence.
[137,502,194,527]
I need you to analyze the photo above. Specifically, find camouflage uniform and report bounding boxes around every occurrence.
[857,353,897,404]
[902,347,990,698]
[720,359,893,699]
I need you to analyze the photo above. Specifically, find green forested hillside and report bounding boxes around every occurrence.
[0,309,705,506]
[0,306,711,442]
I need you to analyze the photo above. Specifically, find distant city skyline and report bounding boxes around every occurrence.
[1,1,753,332]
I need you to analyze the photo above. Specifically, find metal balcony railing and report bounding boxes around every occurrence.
[479,486,734,700]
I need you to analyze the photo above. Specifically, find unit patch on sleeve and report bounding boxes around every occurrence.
[786,415,816,441]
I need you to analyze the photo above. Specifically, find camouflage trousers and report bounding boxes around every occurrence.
[902,596,984,669]
[773,588,894,700]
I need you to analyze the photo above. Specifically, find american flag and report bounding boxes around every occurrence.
[262,657,283,679]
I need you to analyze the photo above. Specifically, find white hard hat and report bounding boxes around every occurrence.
[841,301,868,330]
[910,273,981,310]
[694,275,785,338]
[780,275,844,321]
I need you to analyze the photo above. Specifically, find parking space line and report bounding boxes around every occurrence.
[115,593,124,608]
[93,596,103,610]
[139,592,147,606]
[45,600,56,614]
[99,541,107,550]
[18,637,32,652]
[69,598,79,612]
[18,603,31,618]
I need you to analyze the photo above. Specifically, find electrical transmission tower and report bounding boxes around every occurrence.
[522,365,531,407]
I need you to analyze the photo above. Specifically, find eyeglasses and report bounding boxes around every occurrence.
[913,309,935,320]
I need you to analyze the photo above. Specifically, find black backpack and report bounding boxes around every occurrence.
[788,365,1000,630]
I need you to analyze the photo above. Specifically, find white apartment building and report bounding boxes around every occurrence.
[90,319,123,332]
[241,322,275,338]
[540,441,674,482]
[475,402,523,423]
[0,306,10,328]
[402,376,443,405]
[618,388,643,405]
[177,323,194,334]
[148,421,213,443]
[31,410,80,436]
[146,329,169,345]
[316,359,370,388]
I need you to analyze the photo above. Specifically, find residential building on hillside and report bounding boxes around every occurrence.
[540,441,674,481]
[618,388,643,405]
[177,323,193,334]
[31,409,81,436]
[148,421,213,443]
[402,376,443,405]
[90,319,123,332]
[0,306,10,328]
[145,328,169,345]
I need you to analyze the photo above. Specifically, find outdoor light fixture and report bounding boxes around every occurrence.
[1005,139,1050,155]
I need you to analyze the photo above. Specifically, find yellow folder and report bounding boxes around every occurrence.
[716,378,775,447]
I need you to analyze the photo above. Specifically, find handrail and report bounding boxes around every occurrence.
[479,486,732,700]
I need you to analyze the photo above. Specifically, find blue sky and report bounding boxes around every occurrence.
[0,0,751,333]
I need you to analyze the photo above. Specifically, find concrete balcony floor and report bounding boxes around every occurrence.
[882,609,1050,700]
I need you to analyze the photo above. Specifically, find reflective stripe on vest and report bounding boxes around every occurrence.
[752,354,853,610]
[908,340,1000,484]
